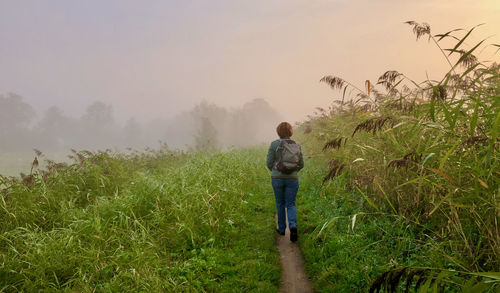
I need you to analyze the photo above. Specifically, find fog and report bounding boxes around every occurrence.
[0,93,281,153]
[1,1,499,174]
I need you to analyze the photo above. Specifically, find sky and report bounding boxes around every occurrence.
[1,0,499,124]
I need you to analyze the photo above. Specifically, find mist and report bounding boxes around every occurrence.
[0,92,281,153]
[1,0,499,175]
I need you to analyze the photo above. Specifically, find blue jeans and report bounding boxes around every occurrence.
[271,178,299,233]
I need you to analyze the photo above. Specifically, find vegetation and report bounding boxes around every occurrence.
[1,21,498,292]
[0,147,280,291]
[295,22,499,292]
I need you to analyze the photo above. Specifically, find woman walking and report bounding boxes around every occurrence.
[266,122,304,242]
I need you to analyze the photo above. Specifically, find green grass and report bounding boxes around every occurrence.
[2,21,498,292]
[292,22,499,292]
[295,159,459,292]
[0,147,280,292]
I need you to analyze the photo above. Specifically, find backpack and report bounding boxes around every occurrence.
[275,139,302,174]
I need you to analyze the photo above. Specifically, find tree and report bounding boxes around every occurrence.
[0,93,36,151]
[82,101,114,127]
[230,98,281,146]
[80,101,116,149]
[34,106,76,149]
[191,101,227,150]
[194,117,218,150]
[0,93,35,134]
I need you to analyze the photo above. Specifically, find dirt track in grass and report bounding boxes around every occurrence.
[277,214,314,293]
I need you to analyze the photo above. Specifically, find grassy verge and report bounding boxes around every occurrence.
[297,159,455,292]
[0,147,280,292]
[294,22,499,292]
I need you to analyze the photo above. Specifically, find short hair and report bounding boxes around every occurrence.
[276,122,293,138]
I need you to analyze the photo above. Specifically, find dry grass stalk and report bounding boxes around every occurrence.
[19,173,35,187]
[352,116,394,137]
[323,159,345,184]
[431,85,448,101]
[322,137,347,151]
[387,152,421,172]
[461,136,489,147]
[369,267,431,293]
[405,21,431,40]
[445,48,479,68]
[320,76,345,90]
[377,70,403,90]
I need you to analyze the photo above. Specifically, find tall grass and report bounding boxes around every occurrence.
[0,147,280,291]
[296,22,499,291]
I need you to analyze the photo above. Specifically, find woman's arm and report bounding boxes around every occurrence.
[298,148,304,171]
[266,142,275,171]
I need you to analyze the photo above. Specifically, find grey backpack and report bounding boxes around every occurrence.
[276,139,302,174]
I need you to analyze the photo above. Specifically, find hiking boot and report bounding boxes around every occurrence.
[290,227,298,242]
[276,228,285,236]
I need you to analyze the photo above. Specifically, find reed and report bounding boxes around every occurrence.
[297,22,499,291]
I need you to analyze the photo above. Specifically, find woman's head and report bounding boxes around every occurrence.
[276,122,293,138]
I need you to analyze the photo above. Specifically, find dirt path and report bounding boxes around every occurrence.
[277,214,314,293]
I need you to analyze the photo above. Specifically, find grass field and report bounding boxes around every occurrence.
[1,144,498,291]
[0,147,280,292]
[1,22,498,293]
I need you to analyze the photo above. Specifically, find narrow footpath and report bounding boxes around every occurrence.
[277,215,314,293]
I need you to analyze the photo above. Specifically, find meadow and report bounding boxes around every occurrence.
[0,148,280,291]
[1,22,499,292]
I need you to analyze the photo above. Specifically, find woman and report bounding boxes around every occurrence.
[266,122,304,242]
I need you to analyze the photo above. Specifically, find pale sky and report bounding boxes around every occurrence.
[1,0,499,123]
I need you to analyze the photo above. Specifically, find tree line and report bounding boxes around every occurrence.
[0,93,281,152]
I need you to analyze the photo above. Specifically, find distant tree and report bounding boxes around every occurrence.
[0,93,36,151]
[230,98,281,146]
[80,101,116,148]
[194,117,218,150]
[191,101,227,149]
[0,93,35,133]
[34,106,76,149]
[82,101,114,127]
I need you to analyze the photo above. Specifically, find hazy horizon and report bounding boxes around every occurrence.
[1,0,499,125]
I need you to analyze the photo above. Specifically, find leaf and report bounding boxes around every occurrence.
[351,214,357,231]
[477,179,488,189]
[376,183,397,214]
[460,282,490,293]
[342,85,348,106]
[434,28,463,41]
[493,43,500,54]
[428,168,457,183]
[383,122,405,133]
[429,93,436,121]
[460,62,481,79]
[490,111,500,153]
[439,140,460,170]
[447,23,484,56]
[428,192,454,216]
[422,153,435,166]
[470,272,500,281]
[454,39,485,69]
[356,187,380,212]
